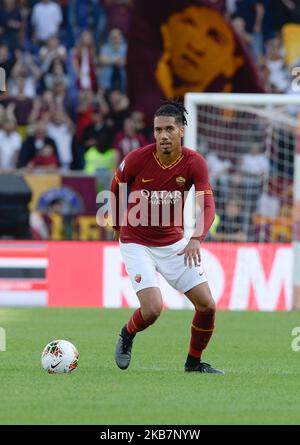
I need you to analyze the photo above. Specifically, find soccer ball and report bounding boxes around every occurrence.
[41,339,79,374]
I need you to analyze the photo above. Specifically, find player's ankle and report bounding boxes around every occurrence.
[185,354,200,368]
[121,325,136,339]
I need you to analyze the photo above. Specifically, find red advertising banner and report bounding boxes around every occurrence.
[0,241,292,310]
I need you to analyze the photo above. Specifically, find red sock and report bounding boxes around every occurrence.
[126,308,156,334]
[188,309,215,359]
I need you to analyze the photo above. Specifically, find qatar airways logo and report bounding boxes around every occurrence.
[141,189,182,205]
[95,183,205,235]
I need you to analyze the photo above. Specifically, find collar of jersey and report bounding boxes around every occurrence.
[153,150,184,170]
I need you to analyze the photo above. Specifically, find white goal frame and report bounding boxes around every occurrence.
[184,92,300,310]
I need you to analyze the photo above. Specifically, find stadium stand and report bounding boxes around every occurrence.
[0,0,299,240]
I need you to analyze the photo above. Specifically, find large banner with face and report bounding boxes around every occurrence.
[127,0,264,120]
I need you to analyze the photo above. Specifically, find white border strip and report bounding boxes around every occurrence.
[0,291,47,306]
[0,258,48,268]
[185,92,300,105]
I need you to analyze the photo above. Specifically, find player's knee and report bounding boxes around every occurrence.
[142,302,162,322]
[205,302,216,315]
[196,300,216,314]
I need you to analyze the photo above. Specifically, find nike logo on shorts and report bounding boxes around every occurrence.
[142,178,154,183]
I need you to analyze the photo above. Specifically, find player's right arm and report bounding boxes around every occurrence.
[178,152,215,267]
[110,153,136,239]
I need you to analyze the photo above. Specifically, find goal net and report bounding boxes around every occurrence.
[184,93,300,308]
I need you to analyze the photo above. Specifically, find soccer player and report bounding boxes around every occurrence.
[110,100,224,374]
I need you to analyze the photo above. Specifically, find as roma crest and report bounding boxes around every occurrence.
[176,176,186,186]
[135,274,142,283]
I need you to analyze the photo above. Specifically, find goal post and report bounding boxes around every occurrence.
[184,92,300,310]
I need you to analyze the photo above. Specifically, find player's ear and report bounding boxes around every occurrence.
[179,126,184,138]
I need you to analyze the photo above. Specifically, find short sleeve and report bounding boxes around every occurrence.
[113,150,136,184]
[190,153,212,195]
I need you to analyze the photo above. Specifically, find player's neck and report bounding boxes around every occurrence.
[155,147,182,166]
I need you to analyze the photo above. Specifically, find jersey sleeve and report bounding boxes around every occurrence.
[190,152,212,196]
[110,152,135,231]
[190,153,215,242]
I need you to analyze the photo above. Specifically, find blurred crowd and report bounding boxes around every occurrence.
[0,0,298,241]
[0,0,152,179]
[0,0,299,175]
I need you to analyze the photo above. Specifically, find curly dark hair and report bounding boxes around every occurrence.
[154,99,188,126]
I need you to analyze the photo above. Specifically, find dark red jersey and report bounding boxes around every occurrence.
[110,143,215,246]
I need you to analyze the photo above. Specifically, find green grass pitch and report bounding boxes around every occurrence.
[0,307,300,425]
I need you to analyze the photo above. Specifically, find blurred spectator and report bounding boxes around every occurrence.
[50,80,75,118]
[106,89,129,133]
[256,60,272,92]
[67,0,89,36]
[9,51,41,98]
[130,110,152,142]
[39,35,67,74]
[28,142,59,170]
[47,109,74,170]
[214,199,247,242]
[239,142,270,239]
[75,89,95,143]
[0,43,15,79]
[2,77,34,127]
[232,16,253,47]
[99,28,127,92]
[112,117,148,161]
[28,89,56,124]
[264,37,290,92]
[233,0,267,61]
[83,144,117,177]
[93,0,107,46]
[82,105,112,151]
[31,0,63,44]
[256,191,280,217]
[72,30,98,92]
[103,0,132,37]
[44,58,69,90]
[0,0,22,53]
[240,142,270,177]
[18,122,60,167]
[0,119,22,169]
[234,0,265,34]
[206,151,232,198]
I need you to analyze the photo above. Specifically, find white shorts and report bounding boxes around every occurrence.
[119,238,207,294]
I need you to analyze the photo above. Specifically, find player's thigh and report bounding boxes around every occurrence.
[154,239,207,294]
[185,281,216,312]
[119,241,158,293]
[136,287,163,317]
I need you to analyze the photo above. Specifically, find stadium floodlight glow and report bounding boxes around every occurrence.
[184,92,300,310]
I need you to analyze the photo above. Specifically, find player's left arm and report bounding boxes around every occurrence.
[177,154,215,267]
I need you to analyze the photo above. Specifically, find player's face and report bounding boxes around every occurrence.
[154,116,184,156]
